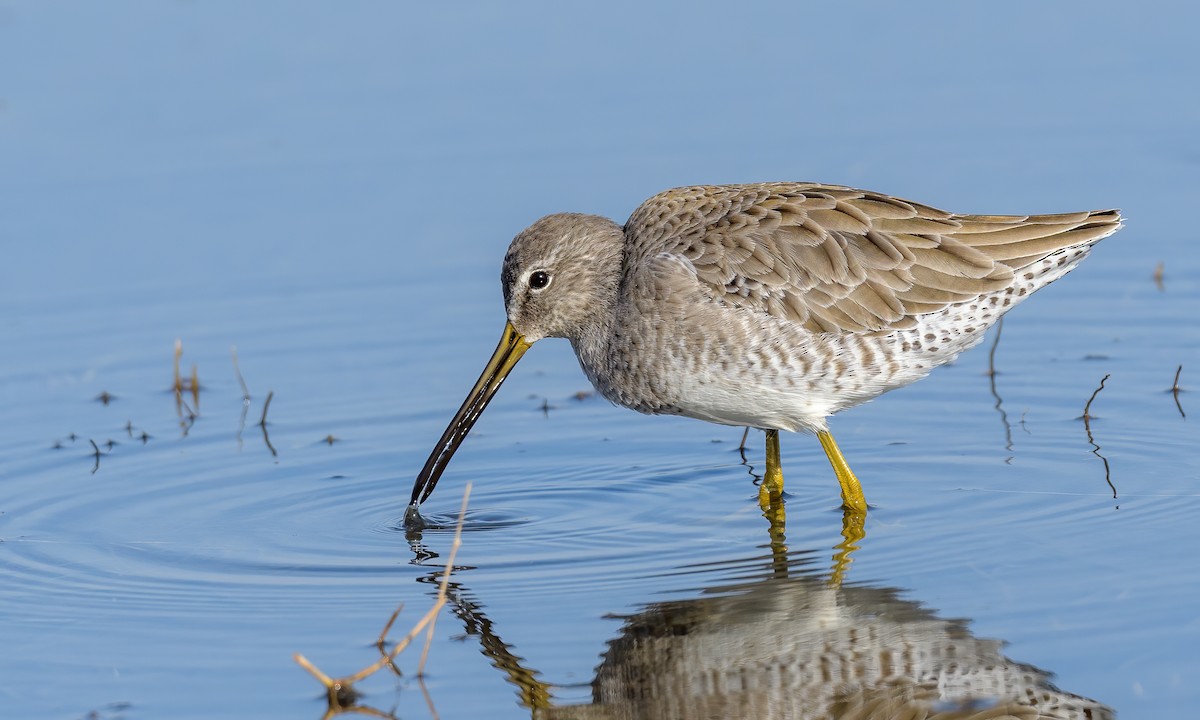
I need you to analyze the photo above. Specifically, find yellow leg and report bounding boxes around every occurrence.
[817,430,868,514]
[758,429,785,510]
[755,429,790,576]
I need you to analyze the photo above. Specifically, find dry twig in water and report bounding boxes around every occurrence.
[172,339,201,396]
[985,317,1002,378]
[88,438,103,474]
[1080,374,1116,500]
[1081,374,1110,423]
[232,346,252,448]
[258,391,274,427]
[294,483,472,716]
[1171,365,1185,419]
[173,339,183,392]
[172,340,201,435]
[985,318,1013,457]
[231,345,251,401]
[257,390,278,456]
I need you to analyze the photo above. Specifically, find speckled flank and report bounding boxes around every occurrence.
[500,183,1122,435]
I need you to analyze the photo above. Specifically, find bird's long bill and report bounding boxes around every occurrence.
[409,322,532,506]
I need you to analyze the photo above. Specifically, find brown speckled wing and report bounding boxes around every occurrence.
[624,183,1121,334]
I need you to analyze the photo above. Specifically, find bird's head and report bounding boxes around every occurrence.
[500,213,625,344]
[407,212,624,510]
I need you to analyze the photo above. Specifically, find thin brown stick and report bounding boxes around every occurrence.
[345,608,431,682]
[177,395,197,438]
[173,339,183,393]
[419,483,471,676]
[231,345,251,400]
[375,603,405,646]
[258,391,274,427]
[1081,374,1116,500]
[233,346,251,448]
[178,396,196,420]
[1082,374,1110,422]
[1172,365,1185,419]
[294,483,472,699]
[340,483,470,683]
[419,675,441,720]
[260,421,277,458]
[374,603,406,677]
[257,390,277,456]
[190,363,200,407]
[293,653,336,688]
[89,438,102,474]
[985,318,1013,456]
[737,426,753,466]
[985,316,1003,377]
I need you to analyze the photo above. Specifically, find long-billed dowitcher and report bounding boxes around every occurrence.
[409,183,1121,514]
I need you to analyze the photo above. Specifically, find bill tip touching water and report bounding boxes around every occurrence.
[407,182,1122,518]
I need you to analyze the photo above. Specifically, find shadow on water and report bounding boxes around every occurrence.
[397,503,1112,720]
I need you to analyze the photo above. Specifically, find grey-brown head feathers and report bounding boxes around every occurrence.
[501,213,625,343]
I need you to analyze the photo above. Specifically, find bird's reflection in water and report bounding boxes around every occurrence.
[426,522,1111,720]
[540,567,1112,719]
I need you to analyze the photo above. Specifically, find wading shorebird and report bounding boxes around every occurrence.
[408,183,1121,514]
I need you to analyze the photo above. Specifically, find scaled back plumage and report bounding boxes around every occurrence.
[623,183,1121,335]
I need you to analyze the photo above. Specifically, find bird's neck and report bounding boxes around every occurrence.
[568,229,624,382]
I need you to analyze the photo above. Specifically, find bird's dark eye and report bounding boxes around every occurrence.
[529,270,551,290]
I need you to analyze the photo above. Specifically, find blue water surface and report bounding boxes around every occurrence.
[2,2,1198,719]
